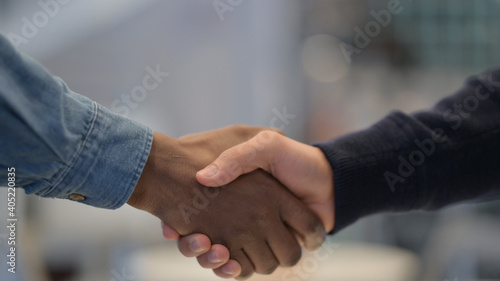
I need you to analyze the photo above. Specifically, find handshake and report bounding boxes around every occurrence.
[126,125,335,279]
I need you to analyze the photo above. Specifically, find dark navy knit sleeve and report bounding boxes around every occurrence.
[315,67,500,234]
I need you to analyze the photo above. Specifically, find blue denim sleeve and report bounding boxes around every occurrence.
[0,34,153,209]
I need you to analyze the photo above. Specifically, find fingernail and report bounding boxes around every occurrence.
[200,165,218,178]
[221,264,235,275]
[208,250,223,263]
[190,240,204,253]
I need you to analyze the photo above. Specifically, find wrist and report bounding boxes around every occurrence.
[275,136,335,232]
[127,132,179,211]
[314,147,334,197]
[310,146,335,232]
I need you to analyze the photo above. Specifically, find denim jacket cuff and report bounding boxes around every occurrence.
[36,101,153,209]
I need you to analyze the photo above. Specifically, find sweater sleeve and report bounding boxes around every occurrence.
[315,67,500,234]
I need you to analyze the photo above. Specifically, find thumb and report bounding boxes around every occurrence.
[196,131,280,187]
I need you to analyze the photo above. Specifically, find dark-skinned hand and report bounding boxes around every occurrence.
[126,125,325,279]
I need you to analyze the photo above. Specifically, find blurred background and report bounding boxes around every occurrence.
[1,0,500,280]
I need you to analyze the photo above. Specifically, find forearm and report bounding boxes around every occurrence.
[316,67,500,233]
[0,33,152,209]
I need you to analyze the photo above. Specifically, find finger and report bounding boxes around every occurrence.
[161,221,180,240]
[280,197,326,251]
[213,259,241,279]
[177,234,211,257]
[229,249,255,280]
[196,130,283,187]
[243,241,279,275]
[266,225,302,267]
[196,244,230,269]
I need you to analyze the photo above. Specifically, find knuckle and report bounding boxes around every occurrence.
[269,127,286,136]
[255,130,281,146]
[256,129,276,139]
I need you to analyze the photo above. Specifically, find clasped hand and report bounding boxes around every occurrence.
[127,125,334,279]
